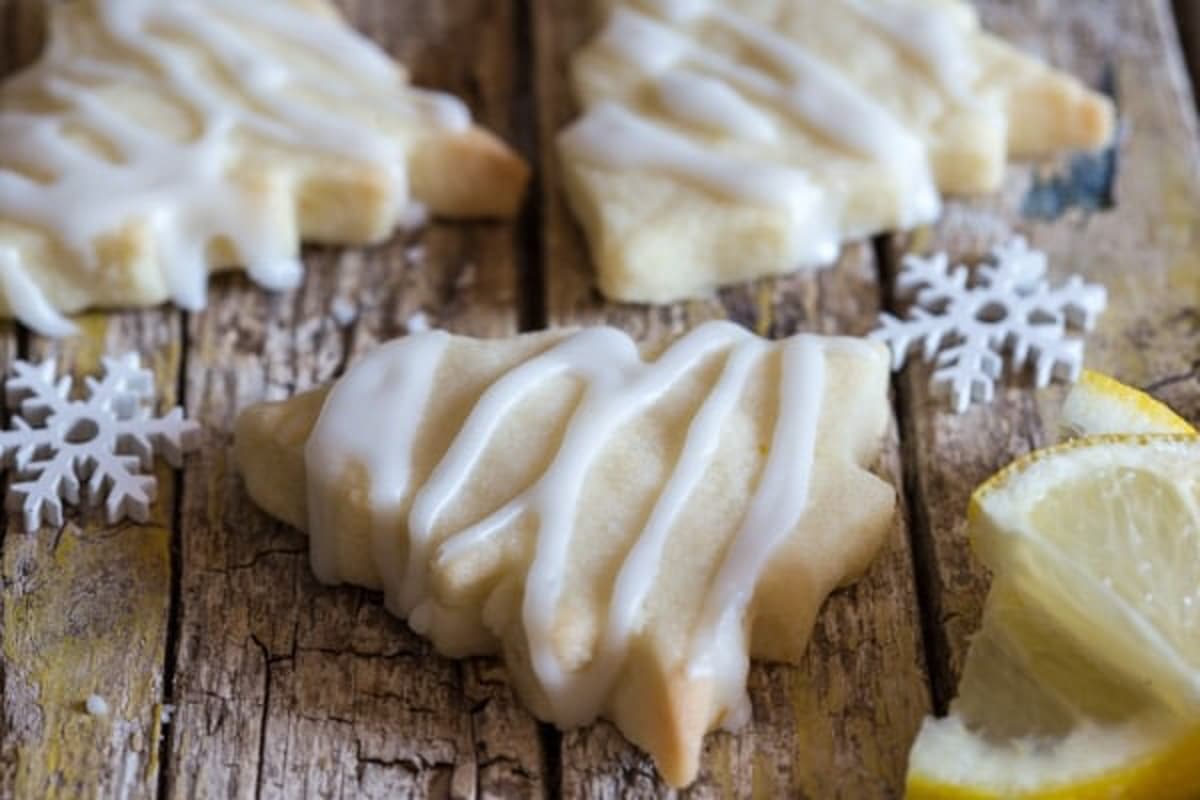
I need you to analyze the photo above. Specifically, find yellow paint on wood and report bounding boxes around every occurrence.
[69,313,111,373]
[1168,255,1200,289]
[3,512,173,796]
[147,703,168,783]
[787,668,840,796]
[703,734,735,798]
[2,314,177,797]
[755,282,774,337]
[751,750,775,800]
[1159,152,1200,244]
[908,225,936,255]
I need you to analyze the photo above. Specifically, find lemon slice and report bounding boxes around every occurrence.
[969,435,1200,710]
[1061,370,1195,437]
[909,577,1200,799]
[908,377,1200,798]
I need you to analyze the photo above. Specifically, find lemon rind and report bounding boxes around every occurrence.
[909,412,1200,798]
[1060,370,1196,438]
[908,722,1200,800]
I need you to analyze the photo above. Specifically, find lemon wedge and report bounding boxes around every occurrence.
[1061,370,1195,438]
[907,375,1200,799]
[969,435,1200,715]
[909,576,1200,799]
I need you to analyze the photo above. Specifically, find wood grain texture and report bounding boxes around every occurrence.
[535,3,931,797]
[891,0,1200,705]
[0,313,183,800]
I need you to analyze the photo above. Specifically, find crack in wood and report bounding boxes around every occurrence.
[251,634,271,800]
[157,309,191,799]
[1172,0,1200,111]
[513,0,546,333]
[224,547,309,573]
[1144,360,1200,394]
[873,234,949,716]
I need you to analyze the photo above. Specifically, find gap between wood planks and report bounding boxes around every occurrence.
[1173,0,1200,110]
[512,0,571,788]
[871,236,952,717]
[514,0,549,334]
[156,312,190,800]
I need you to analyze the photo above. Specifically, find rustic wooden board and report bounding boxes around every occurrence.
[1,0,1198,798]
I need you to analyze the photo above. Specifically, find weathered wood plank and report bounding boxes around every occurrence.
[0,1,182,795]
[0,313,182,799]
[891,0,1200,707]
[0,317,182,800]
[0,3,41,792]
[164,2,545,798]
[534,3,931,796]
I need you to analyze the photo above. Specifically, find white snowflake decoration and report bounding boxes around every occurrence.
[872,238,1108,413]
[0,354,201,531]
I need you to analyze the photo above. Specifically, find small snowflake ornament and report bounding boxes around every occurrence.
[0,354,201,531]
[872,238,1108,413]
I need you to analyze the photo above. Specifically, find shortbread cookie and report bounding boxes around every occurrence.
[559,0,1115,303]
[0,0,528,335]
[234,321,895,786]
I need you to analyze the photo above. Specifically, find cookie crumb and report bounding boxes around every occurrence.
[86,694,109,717]
[330,297,358,327]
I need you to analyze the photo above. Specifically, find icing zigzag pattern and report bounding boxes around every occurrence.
[0,0,527,334]
[559,0,1115,303]
[235,322,896,786]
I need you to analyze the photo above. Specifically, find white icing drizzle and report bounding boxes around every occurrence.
[598,6,692,73]
[305,331,451,594]
[708,9,915,165]
[639,0,708,22]
[687,334,824,726]
[654,71,778,142]
[559,102,838,267]
[305,321,845,728]
[560,102,815,209]
[844,0,978,99]
[0,0,470,333]
[586,7,941,231]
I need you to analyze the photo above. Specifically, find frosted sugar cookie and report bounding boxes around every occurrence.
[235,321,895,786]
[0,0,528,334]
[559,0,1114,302]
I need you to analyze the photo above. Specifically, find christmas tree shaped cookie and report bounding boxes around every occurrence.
[559,0,1115,303]
[234,322,895,786]
[0,0,528,335]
